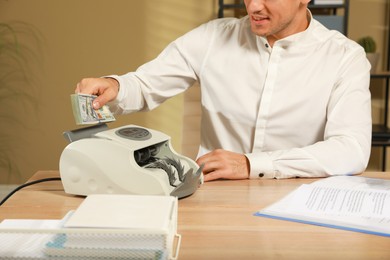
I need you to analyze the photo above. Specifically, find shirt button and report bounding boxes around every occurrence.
[258,173,264,178]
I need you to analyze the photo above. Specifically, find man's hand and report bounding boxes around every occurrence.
[75,77,119,109]
[196,149,250,182]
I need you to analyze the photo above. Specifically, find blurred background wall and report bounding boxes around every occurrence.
[0,0,389,184]
[0,0,215,183]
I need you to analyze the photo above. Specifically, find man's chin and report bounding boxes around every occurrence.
[250,25,268,37]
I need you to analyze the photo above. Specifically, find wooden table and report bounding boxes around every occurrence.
[1,171,389,259]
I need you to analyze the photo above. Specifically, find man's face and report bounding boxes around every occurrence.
[244,0,309,42]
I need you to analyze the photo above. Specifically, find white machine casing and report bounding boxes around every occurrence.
[60,124,202,198]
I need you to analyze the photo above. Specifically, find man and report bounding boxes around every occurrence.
[76,0,372,182]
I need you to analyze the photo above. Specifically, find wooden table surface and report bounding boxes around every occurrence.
[1,171,389,259]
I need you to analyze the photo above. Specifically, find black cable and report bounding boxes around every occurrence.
[0,177,62,206]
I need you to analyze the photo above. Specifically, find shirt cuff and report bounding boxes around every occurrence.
[245,152,278,179]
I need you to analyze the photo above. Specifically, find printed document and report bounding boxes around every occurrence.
[255,176,390,237]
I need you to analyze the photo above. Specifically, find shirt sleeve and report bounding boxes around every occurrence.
[246,46,372,179]
[105,22,214,114]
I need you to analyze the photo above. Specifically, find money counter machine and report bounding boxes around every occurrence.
[60,124,203,199]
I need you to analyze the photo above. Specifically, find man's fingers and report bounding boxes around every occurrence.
[92,95,111,109]
[200,160,219,174]
[74,78,120,109]
[203,170,223,182]
[197,149,250,181]
[75,78,96,95]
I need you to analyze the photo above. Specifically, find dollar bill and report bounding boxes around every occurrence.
[71,94,115,125]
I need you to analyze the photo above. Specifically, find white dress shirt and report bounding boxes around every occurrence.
[108,14,372,179]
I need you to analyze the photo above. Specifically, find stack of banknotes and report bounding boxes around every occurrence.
[71,94,115,125]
